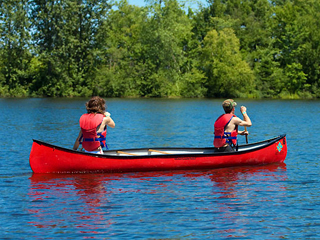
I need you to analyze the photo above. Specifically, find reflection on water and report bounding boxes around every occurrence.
[28,163,287,238]
[29,174,111,234]
[208,163,287,238]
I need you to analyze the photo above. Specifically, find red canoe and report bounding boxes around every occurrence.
[29,134,287,174]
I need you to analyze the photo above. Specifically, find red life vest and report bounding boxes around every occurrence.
[79,113,107,151]
[214,114,238,148]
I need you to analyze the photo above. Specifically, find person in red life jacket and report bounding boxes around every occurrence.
[214,99,252,152]
[73,96,115,154]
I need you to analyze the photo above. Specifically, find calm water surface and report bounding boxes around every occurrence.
[0,98,319,239]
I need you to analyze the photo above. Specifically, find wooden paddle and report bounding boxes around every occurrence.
[245,126,248,144]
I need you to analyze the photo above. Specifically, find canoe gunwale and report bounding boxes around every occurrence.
[32,134,286,159]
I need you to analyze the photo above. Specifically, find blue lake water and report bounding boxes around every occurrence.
[0,98,319,239]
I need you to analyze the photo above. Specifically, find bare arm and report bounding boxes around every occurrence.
[97,112,115,132]
[105,117,115,128]
[229,106,251,135]
[73,129,82,150]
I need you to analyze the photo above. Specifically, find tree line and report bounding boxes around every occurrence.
[1,0,319,98]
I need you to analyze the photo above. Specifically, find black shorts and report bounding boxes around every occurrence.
[215,144,235,152]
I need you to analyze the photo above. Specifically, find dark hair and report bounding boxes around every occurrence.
[224,108,232,114]
[86,96,106,114]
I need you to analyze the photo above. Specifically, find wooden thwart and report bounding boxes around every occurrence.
[117,151,137,156]
[148,149,170,154]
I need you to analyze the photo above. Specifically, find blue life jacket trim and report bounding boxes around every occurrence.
[83,133,106,142]
[224,116,233,130]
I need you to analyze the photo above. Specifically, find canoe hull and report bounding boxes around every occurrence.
[29,135,287,174]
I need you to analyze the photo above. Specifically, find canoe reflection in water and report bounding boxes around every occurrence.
[28,163,287,237]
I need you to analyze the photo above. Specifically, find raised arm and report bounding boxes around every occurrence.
[97,112,115,133]
[238,106,252,127]
[104,112,115,128]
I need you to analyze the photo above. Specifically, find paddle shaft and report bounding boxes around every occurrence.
[245,126,248,144]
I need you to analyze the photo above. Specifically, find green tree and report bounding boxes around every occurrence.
[252,47,285,97]
[289,0,320,97]
[0,0,32,96]
[62,0,111,96]
[201,28,255,97]
[143,0,199,97]
[98,0,202,97]
[96,0,148,97]
[271,0,311,96]
[30,0,111,96]
[29,0,65,96]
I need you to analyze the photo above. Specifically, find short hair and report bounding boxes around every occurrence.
[222,99,237,113]
[86,96,106,114]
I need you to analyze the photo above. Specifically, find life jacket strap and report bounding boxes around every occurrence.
[214,136,237,139]
[214,132,237,146]
[83,137,106,142]
[82,132,106,142]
